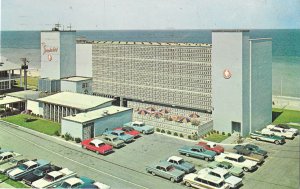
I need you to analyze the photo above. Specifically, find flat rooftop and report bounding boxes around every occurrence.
[62,105,132,123]
[7,90,42,100]
[0,56,21,71]
[37,92,114,110]
[61,76,92,82]
[92,41,212,47]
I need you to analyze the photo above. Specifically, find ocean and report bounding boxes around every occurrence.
[0,29,299,97]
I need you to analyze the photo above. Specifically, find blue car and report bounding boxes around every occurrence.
[56,176,95,188]
[103,130,134,143]
[124,121,154,134]
[178,145,216,161]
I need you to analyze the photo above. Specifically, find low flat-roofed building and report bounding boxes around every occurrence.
[61,105,133,140]
[61,76,92,94]
[0,57,22,92]
[37,92,114,122]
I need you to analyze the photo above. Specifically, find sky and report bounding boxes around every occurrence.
[1,0,300,30]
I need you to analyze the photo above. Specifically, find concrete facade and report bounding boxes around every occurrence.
[212,31,272,136]
[76,44,93,77]
[61,77,93,94]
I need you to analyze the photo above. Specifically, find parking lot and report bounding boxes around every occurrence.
[0,122,299,189]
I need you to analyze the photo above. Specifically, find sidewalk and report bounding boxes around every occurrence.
[221,132,240,144]
[272,95,300,111]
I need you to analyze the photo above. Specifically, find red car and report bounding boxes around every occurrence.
[197,141,224,154]
[114,126,141,138]
[81,138,113,155]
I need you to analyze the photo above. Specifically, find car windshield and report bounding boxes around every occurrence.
[18,164,28,170]
[224,173,231,179]
[33,169,43,176]
[166,165,175,171]
[43,174,54,182]
[119,132,125,136]
[98,143,105,147]
[60,182,71,188]
[111,138,117,141]
[217,181,225,187]
[237,156,246,162]
[178,159,184,164]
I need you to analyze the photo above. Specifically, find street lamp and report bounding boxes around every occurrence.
[20,58,29,90]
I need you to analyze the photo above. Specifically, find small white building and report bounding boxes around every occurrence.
[0,57,22,91]
[61,76,92,94]
[61,106,133,140]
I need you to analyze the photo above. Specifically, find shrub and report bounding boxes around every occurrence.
[167,130,172,135]
[75,138,82,143]
[54,130,60,136]
[179,133,184,138]
[204,134,207,137]
[228,133,231,136]
[222,132,225,135]
[161,129,165,133]
[64,133,72,141]
[173,132,178,136]
[188,135,192,139]
[216,130,219,134]
[40,115,43,118]
[212,130,217,133]
[156,128,161,132]
[61,135,64,138]
[192,134,199,140]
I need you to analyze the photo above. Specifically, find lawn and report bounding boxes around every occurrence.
[15,76,39,89]
[2,114,60,135]
[0,173,28,188]
[204,133,229,143]
[272,108,300,131]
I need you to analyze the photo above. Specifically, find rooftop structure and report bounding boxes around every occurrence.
[62,105,131,123]
[6,90,42,100]
[92,41,212,47]
[61,76,91,82]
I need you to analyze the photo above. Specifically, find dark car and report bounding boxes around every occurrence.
[22,165,62,186]
[243,144,268,157]
[233,145,264,164]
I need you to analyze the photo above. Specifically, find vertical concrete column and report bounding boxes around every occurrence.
[8,70,11,89]
[120,97,124,107]
[19,70,22,87]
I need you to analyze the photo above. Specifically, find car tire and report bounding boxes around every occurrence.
[243,167,249,172]
[204,157,209,161]
[82,145,86,149]
[274,140,280,145]
[151,172,156,176]
[186,153,190,157]
[185,181,191,187]
[170,177,175,182]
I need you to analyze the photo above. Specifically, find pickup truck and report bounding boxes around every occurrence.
[215,153,257,172]
[31,168,76,188]
[263,127,295,139]
[232,145,264,164]
[250,131,285,145]
[0,152,21,165]
[163,156,195,173]
[7,159,50,180]
[146,161,185,182]
[178,145,216,161]
[124,121,154,134]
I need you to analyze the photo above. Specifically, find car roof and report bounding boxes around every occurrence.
[133,121,143,124]
[113,130,124,134]
[212,167,229,175]
[197,172,224,183]
[65,177,83,185]
[24,160,37,167]
[157,161,172,168]
[168,156,183,162]
[59,168,74,175]
[48,171,63,178]
[0,152,13,157]
[102,135,117,139]
[224,153,241,159]
[207,142,216,146]
[91,139,105,145]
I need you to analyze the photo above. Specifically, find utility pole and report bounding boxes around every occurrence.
[20,58,29,90]
[280,76,283,96]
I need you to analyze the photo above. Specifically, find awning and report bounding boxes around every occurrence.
[0,96,25,106]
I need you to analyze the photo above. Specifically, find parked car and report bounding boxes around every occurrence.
[103,130,134,143]
[232,145,264,164]
[215,153,257,172]
[7,159,50,180]
[183,173,230,189]
[81,139,113,155]
[31,168,76,188]
[207,161,244,177]
[114,126,141,138]
[250,131,285,145]
[235,144,267,157]
[0,156,29,174]
[146,161,185,182]
[198,168,243,188]
[124,121,154,134]
[56,176,95,188]
[262,128,294,139]
[79,182,110,189]
[0,152,21,165]
[164,156,195,173]
[197,141,224,154]
[96,135,125,148]
[178,145,216,161]
[265,125,296,138]
[273,124,299,135]
[22,165,62,186]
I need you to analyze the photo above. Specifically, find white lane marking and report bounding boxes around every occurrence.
[0,127,149,189]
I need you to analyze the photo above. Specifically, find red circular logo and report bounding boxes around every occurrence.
[223,69,232,79]
[48,54,52,61]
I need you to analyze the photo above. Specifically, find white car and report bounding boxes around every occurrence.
[262,128,294,139]
[198,168,243,188]
[0,152,20,165]
[183,173,230,189]
[88,182,111,189]
[267,125,298,136]
[215,153,257,172]
[31,168,76,188]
